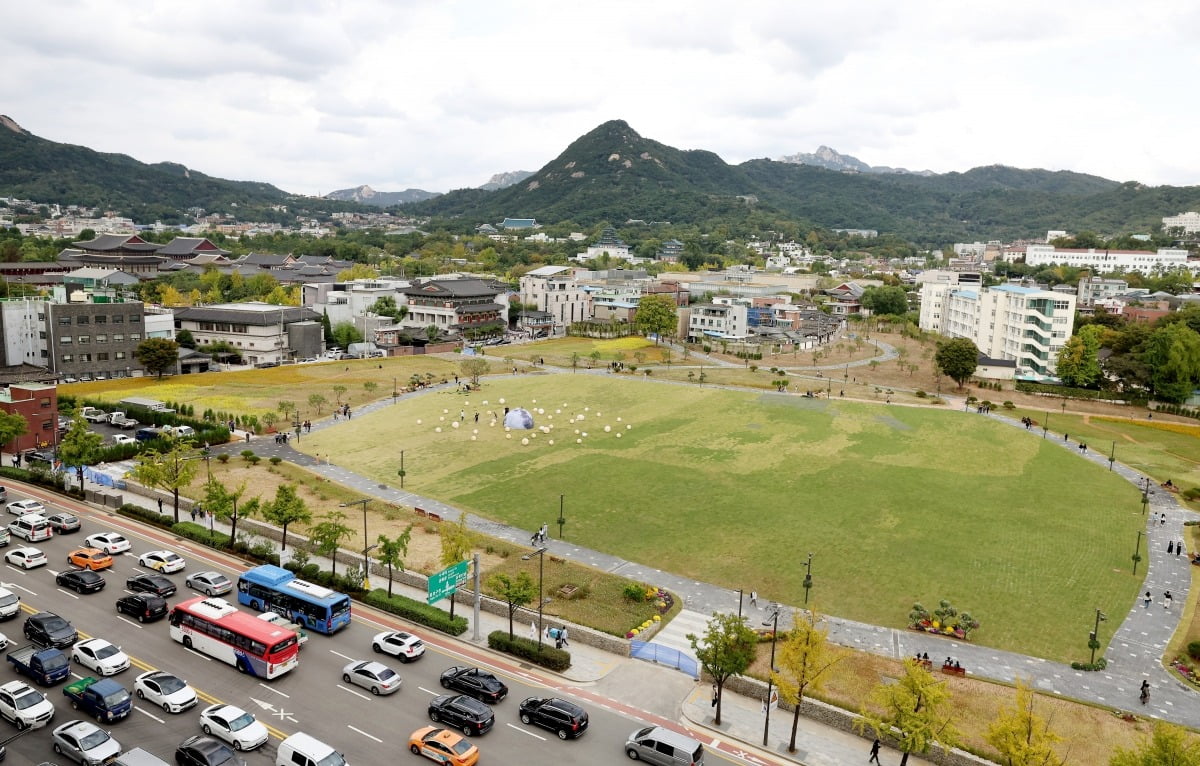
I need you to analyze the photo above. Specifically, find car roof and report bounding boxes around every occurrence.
[0,679,32,693]
[58,719,100,735]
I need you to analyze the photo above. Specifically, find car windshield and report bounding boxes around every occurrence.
[375,667,396,680]
[79,729,109,749]
[316,752,346,766]
[95,645,120,659]
[43,616,69,631]
[0,594,17,608]
[103,689,130,707]
[209,575,230,586]
[227,711,254,731]
[157,676,185,694]
[13,690,41,709]
[43,654,68,671]
[451,738,474,755]
[110,536,127,544]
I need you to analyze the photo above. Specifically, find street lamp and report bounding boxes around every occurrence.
[762,604,781,747]
[293,411,302,443]
[802,552,814,605]
[1132,530,1144,575]
[1109,441,1116,471]
[340,499,370,588]
[1139,478,1155,516]
[397,450,405,489]
[556,494,566,540]
[392,377,398,405]
[522,547,548,652]
[1088,609,1107,665]
[736,589,744,619]
[1042,411,1050,440]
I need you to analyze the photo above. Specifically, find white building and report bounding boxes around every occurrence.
[307,278,411,327]
[519,266,588,330]
[687,303,748,342]
[1025,245,1195,274]
[919,283,1075,379]
[1162,211,1200,234]
[1076,276,1128,307]
[172,303,323,366]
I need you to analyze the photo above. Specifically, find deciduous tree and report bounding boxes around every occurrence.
[309,510,354,577]
[0,410,27,452]
[934,338,979,390]
[1109,721,1200,766]
[203,478,258,548]
[1140,322,1200,403]
[772,609,846,753]
[635,293,678,343]
[986,680,1066,766]
[376,526,414,598]
[135,338,179,379]
[861,285,910,317]
[487,571,535,640]
[461,358,490,386]
[440,513,473,619]
[56,415,104,492]
[129,440,200,523]
[263,484,311,551]
[308,393,328,415]
[687,612,757,726]
[857,658,960,766]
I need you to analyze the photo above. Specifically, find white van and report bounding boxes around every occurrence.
[9,513,51,542]
[115,747,171,766]
[276,732,347,766]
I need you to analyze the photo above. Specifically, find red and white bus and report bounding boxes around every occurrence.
[168,596,299,679]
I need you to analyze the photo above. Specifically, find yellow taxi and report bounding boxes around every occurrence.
[407,726,479,766]
[67,547,113,571]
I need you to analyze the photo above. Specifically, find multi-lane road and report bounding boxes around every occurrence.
[0,484,745,765]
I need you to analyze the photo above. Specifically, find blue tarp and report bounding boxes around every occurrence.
[630,641,698,678]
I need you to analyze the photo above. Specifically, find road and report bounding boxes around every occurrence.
[0,486,750,766]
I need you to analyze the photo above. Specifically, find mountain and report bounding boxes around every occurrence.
[777,145,934,176]
[325,184,439,206]
[479,170,534,191]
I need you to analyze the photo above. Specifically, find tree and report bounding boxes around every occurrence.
[588,350,601,368]
[771,609,846,753]
[861,285,910,317]
[309,510,354,577]
[331,384,348,404]
[376,527,414,598]
[56,415,104,492]
[934,338,979,390]
[262,484,311,551]
[570,352,580,373]
[331,322,363,349]
[425,325,440,342]
[461,358,490,386]
[440,513,473,619]
[487,571,535,640]
[986,680,1066,766]
[276,401,296,420]
[336,263,379,281]
[1140,322,1200,403]
[1055,326,1102,388]
[135,338,179,379]
[0,410,27,452]
[129,440,200,523]
[635,293,678,343]
[203,478,258,548]
[175,329,196,349]
[363,381,378,397]
[687,612,757,726]
[320,311,333,348]
[857,658,960,766]
[308,393,328,415]
[1110,721,1200,766]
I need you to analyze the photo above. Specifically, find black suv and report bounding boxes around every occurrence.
[428,694,495,736]
[518,697,589,739]
[126,573,176,598]
[24,612,77,648]
[116,594,168,622]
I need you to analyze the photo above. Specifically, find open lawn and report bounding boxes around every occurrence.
[297,373,1143,661]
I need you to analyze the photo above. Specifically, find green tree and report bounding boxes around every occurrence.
[175,329,197,349]
[440,513,473,619]
[309,510,354,577]
[376,526,414,598]
[934,338,979,390]
[861,285,910,316]
[986,680,1066,766]
[135,337,179,379]
[262,484,311,551]
[1140,322,1200,403]
[570,352,580,373]
[771,609,846,753]
[203,478,258,549]
[56,415,104,492]
[687,612,757,726]
[588,350,602,368]
[1055,326,1102,388]
[320,311,333,347]
[1110,721,1200,765]
[363,381,378,398]
[635,293,678,343]
[461,358,490,386]
[425,325,440,342]
[308,393,328,415]
[857,658,960,766]
[331,384,348,404]
[331,322,363,349]
[276,400,296,420]
[487,571,535,640]
[129,440,200,523]
[0,410,27,452]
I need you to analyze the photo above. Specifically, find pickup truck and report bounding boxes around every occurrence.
[7,644,70,686]
[108,412,139,429]
[80,407,108,423]
[63,676,132,723]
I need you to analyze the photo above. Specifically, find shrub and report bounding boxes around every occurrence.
[915,390,927,398]
[623,583,648,602]
[269,457,282,465]
[487,630,571,671]
[217,454,230,464]
[1003,401,1015,409]
[1188,641,1200,661]
[361,589,468,635]
[1071,657,1108,671]
[247,456,261,466]
[117,503,172,529]
[1182,488,1200,502]
[240,450,255,461]
[172,521,231,549]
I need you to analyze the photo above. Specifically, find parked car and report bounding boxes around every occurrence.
[134,670,197,713]
[111,434,137,446]
[138,549,186,573]
[439,666,508,704]
[83,532,131,555]
[175,734,246,766]
[5,546,46,569]
[71,638,129,676]
[198,703,269,751]
[0,487,7,504]
[126,573,176,597]
[6,499,44,516]
[372,629,425,662]
[517,696,589,739]
[0,586,20,620]
[56,570,105,594]
[341,660,402,695]
[408,726,479,766]
[23,612,77,648]
[67,548,111,571]
[186,571,232,596]
[0,678,54,729]
[22,449,55,465]
[46,513,80,534]
[115,594,167,623]
[428,694,495,736]
[51,719,121,765]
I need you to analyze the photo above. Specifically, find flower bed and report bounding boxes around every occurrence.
[909,619,967,640]
[1170,657,1200,688]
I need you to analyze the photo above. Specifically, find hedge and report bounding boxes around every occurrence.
[487,630,571,672]
[1014,381,1147,405]
[361,589,468,636]
[118,503,172,530]
[172,521,232,549]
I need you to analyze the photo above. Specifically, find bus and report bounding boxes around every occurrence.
[236,564,352,635]
[169,597,299,679]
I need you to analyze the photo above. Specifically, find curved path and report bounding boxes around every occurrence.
[229,363,1200,725]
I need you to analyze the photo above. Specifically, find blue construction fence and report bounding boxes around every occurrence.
[630,641,698,678]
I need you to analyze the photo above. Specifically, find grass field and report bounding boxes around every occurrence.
[297,374,1143,661]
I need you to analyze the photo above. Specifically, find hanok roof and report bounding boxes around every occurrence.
[186,253,232,266]
[236,252,295,268]
[501,218,536,229]
[402,279,503,299]
[71,234,162,253]
[157,237,230,258]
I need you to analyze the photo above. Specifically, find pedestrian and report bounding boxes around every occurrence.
[1168,541,1175,555]
[245,432,250,443]
[191,506,197,522]
[1144,590,1152,608]
[1140,679,1150,705]
[1064,433,1069,442]
[454,375,459,384]
[157,498,163,514]
[530,621,537,640]
[474,412,479,423]
[460,409,465,421]
[1161,515,1166,526]
[560,627,568,646]
[1165,590,1173,609]
[1151,511,1158,524]
[711,683,718,708]
[1178,540,1185,557]
[749,590,758,607]
[869,738,882,764]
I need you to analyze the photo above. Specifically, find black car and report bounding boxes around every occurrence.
[116,594,168,623]
[439,666,508,704]
[24,612,77,648]
[518,696,589,740]
[46,513,81,534]
[428,694,495,736]
[56,569,106,594]
[126,573,177,598]
[22,449,55,465]
[175,734,246,766]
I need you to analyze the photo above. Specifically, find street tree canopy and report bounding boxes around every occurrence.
[985,680,1066,766]
[857,658,960,766]
[934,338,979,389]
[1140,322,1200,403]
[56,415,104,491]
[688,612,757,726]
[0,410,28,451]
[135,337,179,379]
[634,293,678,343]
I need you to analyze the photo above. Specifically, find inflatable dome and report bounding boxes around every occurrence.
[503,408,535,430]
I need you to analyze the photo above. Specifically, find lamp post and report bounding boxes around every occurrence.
[1140,477,1155,516]
[522,547,548,652]
[340,499,370,588]
[397,450,406,489]
[762,604,781,747]
[293,411,302,443]
[736,589,744,619]
[1109,441,1116,471]
[802,552,814,605]
[1132,530,1143,575]
[556,494,565,540]
[392,377,398,405]
[1089,609,1107,665]
[1042,411,1050,439]
[202,446,212,481]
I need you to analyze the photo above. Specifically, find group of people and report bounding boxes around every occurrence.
[1143,590,1173,609]
[1020,416,1035,429]
[530,523,549,546]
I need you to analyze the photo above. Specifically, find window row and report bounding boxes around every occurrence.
[56,314,137,325]
[58,334,140,345]
[61,351,126,363]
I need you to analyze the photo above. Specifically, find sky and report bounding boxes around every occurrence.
[4,1,1199,197]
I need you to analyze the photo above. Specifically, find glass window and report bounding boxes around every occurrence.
[95,316,106,324]
[95,334,107,343]
[58,316,71,325]
[97,353,109,361]
[115,352,126,360]
[79,353,91,362]
[113,315,124,324]
[60,336,72,345]
[61,354,72,363]
[130,333,141,341]
[129,314,139,323]
[113,334,124,342]
[76,316,89,324]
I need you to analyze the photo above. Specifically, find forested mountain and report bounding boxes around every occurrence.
[325,184,439,206]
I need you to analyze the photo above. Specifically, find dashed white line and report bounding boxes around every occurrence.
[136,706,165,723]
[329,649,356,662]
[417,686,439,696]
[115,617,144,630]
[182,648,213,662]
[258,682,289,698]
[507,722,545,740]
[55,589,79,600]
[347,725,381,742]
[337,684,370,701]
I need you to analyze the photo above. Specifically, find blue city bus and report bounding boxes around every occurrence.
[236,564,352,634]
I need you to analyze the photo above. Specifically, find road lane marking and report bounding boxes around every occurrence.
[347,724,381,742]
[417,686,439,696]
[257,682,289,698]
[507,722,545,740]
[182,647,213,662]
[337,684,370,701]
[329,649,355,661]
[7,583,35,595]
[135,706,165,723]
[55,589,79,599]
[116,617,144,630]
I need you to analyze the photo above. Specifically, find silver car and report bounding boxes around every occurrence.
[52,719,121,765]
[186,570,232,596]
[341,660,402,695]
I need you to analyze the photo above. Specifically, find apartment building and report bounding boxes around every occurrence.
[519,266,588,330]
[1076,276,1129,307]
[687,303,748,342]
[47,297,146,381]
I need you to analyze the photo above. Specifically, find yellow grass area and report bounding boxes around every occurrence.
[1093,416,1200,439]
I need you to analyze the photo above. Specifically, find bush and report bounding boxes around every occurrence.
[118,503,172,529]
[172,521,231,549]
[1070,657,1107,671]
[1003,401,1015,409]
[623,583,648,602]
[269,457,282,465]
[361,589,467,636]
[487,630,571,672]
[217,454,230,464]
[1182,488,1200,502]
[915,390,926,398]
[1189,641,1200,662]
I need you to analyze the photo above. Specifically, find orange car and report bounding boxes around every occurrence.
[408,727,479,766]
[68,547,112,571]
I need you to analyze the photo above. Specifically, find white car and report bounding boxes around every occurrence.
[372,630,426,662]
[71,638,130,676]
[5,546,46,569]
[0,678,54,729]
[341,660,402,695]
[198,703,269,751]
[52,719,121,764]
[186,570,232,596]
[138,550,185,573]
[83,532,131,555]
[6,500,44,516]
[111,435,137,446]
[134,670,197,713]
[0,586,18,620]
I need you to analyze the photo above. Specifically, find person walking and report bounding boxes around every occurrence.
[1140,679,1150,705]
[1165,590,1173,610]
[1168,541,1175,555]
[1178,540,1185,557]
[869,738,882,764]
[1161,515,1167,526]
[749,590,758,607]
[157,498,163,514]
[711,683,718,708]
[1144,590,1152,608]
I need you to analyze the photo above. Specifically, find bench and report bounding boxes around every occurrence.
[427,512,442,522]
[917,659,933,671]
[415,508,427,517]
[941,664,966,677]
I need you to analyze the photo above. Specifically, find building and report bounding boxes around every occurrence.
[687,303,748,342]
[399,279,506,337]
[657,239,684,263]
[919,283,1076,379]
[518,266,587,332]
[1163,211,1200,234]
[1076,276,1129,307]
[47,296,147,381]
[1025,245,1195,274]
[0,383,58,454]
[306,278,411,328]
[578,227,633,262]
[172,303,322,366]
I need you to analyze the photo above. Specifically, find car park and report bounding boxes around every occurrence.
[176,734,245,766]
[126,572,176,597]
[46,512,81,534]
[428,694,495,736]
[186,571,232,596]
[134,670,197,713]
[408,726,479,766]
[0,586,20,620]
[7,499,45,516]
[10,513,52,542]
[0,678,55,729]
[52,719,121,765]
[138,550,185,573]
[372,629,425,662]
[24,612,77,648]
[439,666,508,703]
[341,660,402,695]
[72,638,130,676]
[517,696,589,739]
[115,595,167,625]
[56,569,106,594]
[67,548,112,571]
[199,703,269,751]
[5,546,46,569]
[84,532,131,554]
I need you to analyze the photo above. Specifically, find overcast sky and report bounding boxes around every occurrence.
[4,1,1198,197]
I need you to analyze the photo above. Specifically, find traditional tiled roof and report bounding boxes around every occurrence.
[401,279,503,299]
[158,237,230,257]
[236,252,294,267]
[71,234,162,253]
[456,303,505,314]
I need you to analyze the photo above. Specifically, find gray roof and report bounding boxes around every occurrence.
[237,252,294,267]
[402,278,503,299]
[174,303,319,325]
[157,237,230,257]
[71,234,162,253]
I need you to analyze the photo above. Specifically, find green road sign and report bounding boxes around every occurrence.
[427,559,469,604]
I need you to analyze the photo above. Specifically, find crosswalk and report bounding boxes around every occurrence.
[648,608,707,661]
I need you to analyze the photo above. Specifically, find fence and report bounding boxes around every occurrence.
[630,640,698,678]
